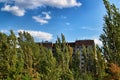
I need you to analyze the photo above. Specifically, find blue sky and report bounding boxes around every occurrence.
[0,0,120,45]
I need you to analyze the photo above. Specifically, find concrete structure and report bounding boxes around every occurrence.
[68,40,95,71]
[37,40,95,71]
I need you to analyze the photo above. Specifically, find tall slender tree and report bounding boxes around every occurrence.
[0,32,9,79]
[18,31,40,79]
[95,45,106,79]
[100,0,120,65]
[54,34,74,80]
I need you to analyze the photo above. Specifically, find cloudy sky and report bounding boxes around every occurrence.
[0,0,120,45]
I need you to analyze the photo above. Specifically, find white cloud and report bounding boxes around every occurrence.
[42,12,51,19]
[0,29,53,41]
[1,5,25,16]
[32,16,48,25]
[0,29,8,33]
[15,0,81,9]
[94,38,102,46]
[32,12,51,25]
[18,30,53,41]
[42,0,81,8]
[0,0,81,16]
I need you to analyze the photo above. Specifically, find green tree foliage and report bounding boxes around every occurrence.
[0,31,105,80]
[70,49,81,80]
[95,45,106,79]
[54,34,74,80]
[0,32,9,79]
[82,45,96,74]
[0,30,24,79]
[100,0,120,65]
[18,31,41,79]
[0,31,61,80]
[37,45,60,80]
[100,0,120,79]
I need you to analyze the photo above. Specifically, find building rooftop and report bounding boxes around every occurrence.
[37,40,95,48]
[75,40,94,46]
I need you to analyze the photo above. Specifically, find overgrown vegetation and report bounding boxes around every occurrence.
[0,0,120,80]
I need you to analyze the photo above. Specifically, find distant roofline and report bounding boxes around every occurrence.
[36,39,94,43]
[36,39,95,47]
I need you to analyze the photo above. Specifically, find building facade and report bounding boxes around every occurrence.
[37,40,95,72]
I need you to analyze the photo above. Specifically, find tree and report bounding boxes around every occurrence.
[36,44,61,80]
[0,32,9,79]
[70,49,81,80]
[0,30,24,79]
[82,45,96,74]
[7,30,20,79]
[95,45,106,79]
[81,45,96,79]
[100,0,120,65]
[100,0,120,79]
[54,34,74,80]
[104,63,120,80]
[18,31,40,79]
